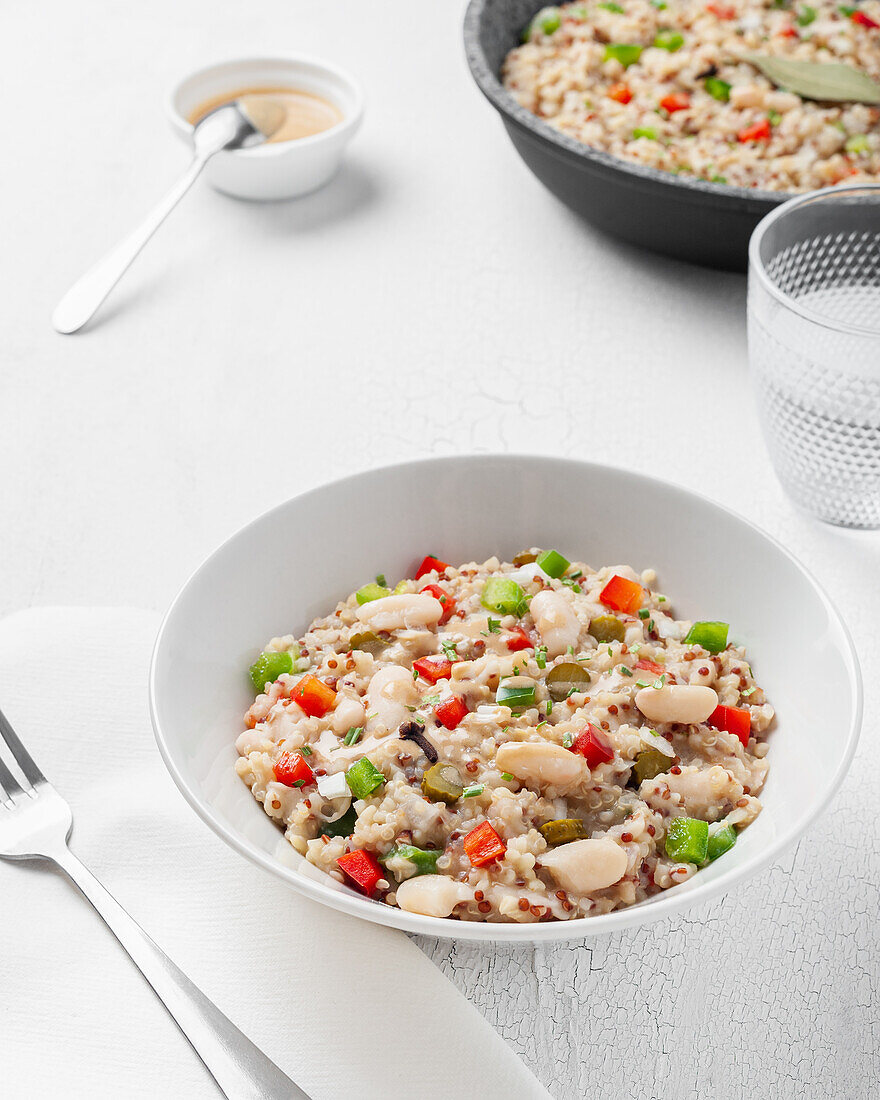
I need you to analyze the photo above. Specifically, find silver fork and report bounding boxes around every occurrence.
[0,706,310,1100]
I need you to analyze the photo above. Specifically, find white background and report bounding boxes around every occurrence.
[2,1,878,1097]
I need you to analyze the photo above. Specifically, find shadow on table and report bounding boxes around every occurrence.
[233,156,382,238]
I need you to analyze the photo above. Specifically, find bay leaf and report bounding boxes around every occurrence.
[747,54,880,104]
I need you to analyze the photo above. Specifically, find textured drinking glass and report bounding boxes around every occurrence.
[748,184,880,528]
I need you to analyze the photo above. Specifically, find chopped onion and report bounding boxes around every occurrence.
[652,614,685,641]
[640,728,676,757]
[316,771,348,799]
[508,562,550,585]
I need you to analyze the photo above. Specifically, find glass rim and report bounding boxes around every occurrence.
[749,182,880,341]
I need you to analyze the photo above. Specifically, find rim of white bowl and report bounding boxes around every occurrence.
[748,182,880,340]
[150,454,863,942]
[165,53,365,157]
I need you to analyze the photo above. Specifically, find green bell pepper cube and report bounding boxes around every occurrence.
[346,757,386,800]
[684,621,729,653]
[706,823,737,862]
[536,549,570,578]
[665,817,709,864]
[356,582,391,605]
[380,844,441,876]
[481,577,527,617]
[249,650,293,692]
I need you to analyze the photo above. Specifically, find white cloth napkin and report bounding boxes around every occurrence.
[0,608,550,1100]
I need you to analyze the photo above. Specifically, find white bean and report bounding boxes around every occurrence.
[635,684,718,725]
[366,665,420,735]
[495,741,585,789]
[330,695,367,735]
[395,875,474,918]
[355,593,444,632]
[539,838,628,894]
[529,589,580,657]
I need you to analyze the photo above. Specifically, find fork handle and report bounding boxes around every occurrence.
[51,845,310,1099]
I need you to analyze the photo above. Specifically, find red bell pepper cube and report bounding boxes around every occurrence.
[435,696,469,730]
[273,751,315,788]
[412,655,454,684]
[419,583,456,624]
[708,704,751,747]
[290,674,337,718]
[852,11,880,28]
[505,627,533,652]
[415,555,450,580]
[706,2,735,17]
[337,849,383,897]
[599,575,644,615]
[778,24,799,36]
[634,658,665,676]
[463,821,507,867]
[660,92,690,113]
[608,83,632,104]
[570,724,614,769]
[738,119,771,143]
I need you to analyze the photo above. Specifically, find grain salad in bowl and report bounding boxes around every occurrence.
[502,0,880,192]
[235,550,773,924]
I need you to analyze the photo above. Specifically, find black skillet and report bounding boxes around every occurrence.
[464,0,790,270]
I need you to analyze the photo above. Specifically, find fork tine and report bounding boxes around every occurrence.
[0,706,46,787]
[0,752,25,801]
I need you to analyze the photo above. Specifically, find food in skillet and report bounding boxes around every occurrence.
[502,1,880,191]
[235,551,773,922]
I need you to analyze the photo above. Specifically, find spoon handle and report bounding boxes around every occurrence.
[52,153,209,335]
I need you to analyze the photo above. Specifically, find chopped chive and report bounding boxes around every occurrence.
[567,644,575,655]
[742,686,756,697]
[638,608,650,620]
[648,620,655,631]
[619,666,633,677]
[292,779,305,788]
[462,784,485,798]
[440,638,458,660]
[546,700,553,716]
[636,679,652,688]
[562,731,575,748]
[343,726,364,746]
[375,573,387,588]
[501,772,514,782]
[535,645,548,669]
[487,618,501,633]
[299,745,313,756]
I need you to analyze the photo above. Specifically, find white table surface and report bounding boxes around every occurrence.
[2,1,878,1096]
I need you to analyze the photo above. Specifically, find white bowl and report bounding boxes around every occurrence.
[167,55,363,200]
[150,456,862,942]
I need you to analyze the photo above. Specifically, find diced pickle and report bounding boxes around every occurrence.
[421,762,464,804]
[546,661,591,701]
[512,550,538,566]
[589,615,626,644]
[539,818,587,845]
[631,748,670,785]
[349,630,387,655]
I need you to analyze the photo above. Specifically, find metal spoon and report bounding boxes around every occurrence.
[52,98,284,334]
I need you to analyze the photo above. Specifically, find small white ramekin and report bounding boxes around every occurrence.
[167,55,364,201]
